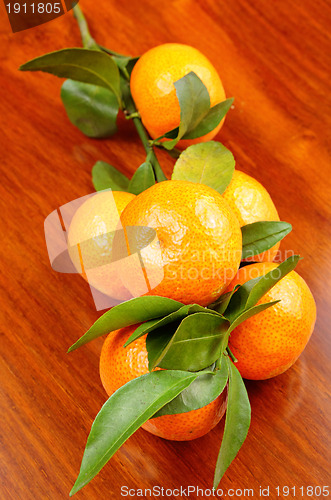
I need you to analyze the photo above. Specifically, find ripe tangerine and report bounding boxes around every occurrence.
[67,190,135,300]
[222,170,281,262]
[226,262,316,380]
[119,180,242,307]
[99,324,227,441]
[130,43,226,145]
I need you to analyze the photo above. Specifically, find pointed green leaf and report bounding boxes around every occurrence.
[208,285,240,315]
[119,74,132,105]
[124,303,219,347]
[230,300,279,333]
[112,55,139,76]
[128,161,155,195]
[226,255,300,322]
[172,141,235,194]
[174,71,210,133]
[97,44,138,77]
[125,57,139,76]
[213,358,251,488]
[241,221,292,260]
[61,80,119,138]
[146,322,180,371]
[182,98,234,140]
[92,161,130,192]
[161,72,211,149]
[20,48,122,106]
[68,296,184,352]
[153,360,228,417]
[244,258,301,310]
[147,312,230,371]
[70,370,198,496]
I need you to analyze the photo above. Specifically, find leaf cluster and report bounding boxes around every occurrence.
[20,6,233,181]
[68,255,299,494]
[151,72,233,150]
[20,47,232,145]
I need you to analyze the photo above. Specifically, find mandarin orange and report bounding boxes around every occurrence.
[99,324,227,441]
[119,180,242,306]
[226,262,316,380]
[130,43,226,144]
[222,170,280,262]
[68,190,135,300]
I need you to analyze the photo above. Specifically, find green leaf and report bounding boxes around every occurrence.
[245,255,300,310]
[146,322,180,371]
[213,358,251,488]
[153,360,228,417]
[208,285,240,315]
[128,161,155,195]
[61,80,119,138]
[229,300,279,333]
[119,74,132,105]
[182,98,234,140]
[226,255,300,322]
[92,161,130,192]
[172,141,235,195]
[218,301,280,359]
[112,55,139,77]
[161,72,211,150]
[68,296,184,352]
[70,370,198,496]
[124,303,219,347]
[98,45,138,78]
[147,312,230,371]
[20,48,122,107]
[174,71,211,133]
[241,221,292,260]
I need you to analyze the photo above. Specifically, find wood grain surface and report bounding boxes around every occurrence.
[0,1,330,498]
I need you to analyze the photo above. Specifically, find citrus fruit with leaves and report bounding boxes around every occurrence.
[130,43,226,144]
[68,190,135,300]
[119,180,242,306]
[222,170,280,262]
[18,5,317,497]
[100,324,228,440]
[70,256,302,495]
[226,262,316,380]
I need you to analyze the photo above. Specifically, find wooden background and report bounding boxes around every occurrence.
[0,0,330,498]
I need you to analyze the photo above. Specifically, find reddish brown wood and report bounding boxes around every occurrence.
[0,1,330,498]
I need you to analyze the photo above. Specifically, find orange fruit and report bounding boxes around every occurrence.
[119,180,242,307]
[226,262,316,380]
[222,170,281,262]
[130,43,226,145]
[100,324,227,441]
[67,190,135,301]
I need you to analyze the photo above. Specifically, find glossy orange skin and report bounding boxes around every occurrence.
[130,43,226,144]
[120,180,242,306]
[222,170,280,262]
[100,325,227,441]
[226,263,316,380]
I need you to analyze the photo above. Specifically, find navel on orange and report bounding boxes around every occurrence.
[100,324,227,441]
[130,43,226,144]
[226,262,316,380]
[119,180,242,307]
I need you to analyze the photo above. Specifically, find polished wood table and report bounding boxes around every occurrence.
[0,1,330,498]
